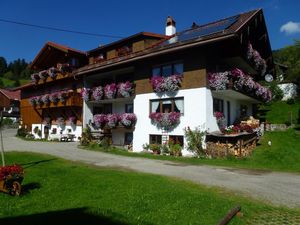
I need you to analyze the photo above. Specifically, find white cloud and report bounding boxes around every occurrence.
[280,21,300,35]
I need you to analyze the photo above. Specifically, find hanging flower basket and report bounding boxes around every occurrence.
[49,93,59,104]
[58,91,69,103]
[47,67,59,79]
[92,86,103,101]
[28,97,37,106]
[31,73,40,83]
[57,117,65,127]
[117,81,133,98]
[104,83,117,99]
[81,88,91,102]
[247,43,267,76]
[38,70,48,81]
[68,116,77,126]
[120,113,137,127]
[36,96,43,107]
[41,94,50,105]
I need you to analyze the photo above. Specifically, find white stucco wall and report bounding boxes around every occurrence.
[278,83,298,101]
[133,88,210,154]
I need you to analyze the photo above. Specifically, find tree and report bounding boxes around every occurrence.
[0,57,7,76]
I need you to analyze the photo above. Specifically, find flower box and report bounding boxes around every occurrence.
[150,75,182,93]
[104,83,117,99]
[92,86,103,101]
[117,81,134,98]
[119,113,137,127]
[149,112,181,129]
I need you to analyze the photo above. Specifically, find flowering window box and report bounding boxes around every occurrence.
[119,113,137,128]
[150,75,182,93]
[149,112,181,129]
[92,86,103,101]
[81,88,91,102]
[38,70,48,81]
[117,81,134,98]
[49,93,59,104]
[104,83,117,99]
[93,114,107,129]
[57,91,69,103]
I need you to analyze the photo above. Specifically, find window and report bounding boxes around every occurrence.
[169,135,184,147]
[150,98,184,114]
[213,98,224,113]
[152,63,183,77]
[93,104,112,115]
[150,135,162,144]
[125,103,133,113]
[124,132,133,145]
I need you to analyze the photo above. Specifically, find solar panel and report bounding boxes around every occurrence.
[161,15,238,46]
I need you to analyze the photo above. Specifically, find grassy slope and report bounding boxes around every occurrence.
[0,152,298,225]
[0,77,31,88]
[259,100,300,124]
[86,128,300,173]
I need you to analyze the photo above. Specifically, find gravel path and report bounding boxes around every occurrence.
[2,129,300,208]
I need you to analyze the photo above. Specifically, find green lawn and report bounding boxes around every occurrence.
[0,152,298,225]
[0,78,30,88]
[259,100,300,124]
[85,128,300,173]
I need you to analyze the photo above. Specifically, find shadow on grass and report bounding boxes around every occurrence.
[0,207,146,225]
[21,159,57,169]
[21,182,41,195]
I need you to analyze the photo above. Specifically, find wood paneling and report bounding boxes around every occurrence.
[132,40,145,52]
[0,94,10,108]
[107,50,116,60]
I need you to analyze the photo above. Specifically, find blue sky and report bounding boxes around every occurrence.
[0,0,299,63]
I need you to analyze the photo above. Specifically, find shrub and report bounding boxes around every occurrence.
[286,98,295,105]
[184,126,206,156]
[169,143,182,156]
[80,126,92,146]
[16,127,28,137]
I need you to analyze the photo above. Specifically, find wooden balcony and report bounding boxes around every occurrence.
[36,93,82,109]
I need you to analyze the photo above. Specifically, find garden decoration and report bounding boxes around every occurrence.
[0,164,24,196]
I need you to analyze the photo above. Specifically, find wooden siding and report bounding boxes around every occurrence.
[132,40,145,53]
[20,99,42,129]
[0,93,10,108]
[107,50,116,60]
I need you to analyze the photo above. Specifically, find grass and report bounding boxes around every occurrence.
[0,78,31,88]
[259,100,300,124]
[85,128,300,173]
[0,152,299,225]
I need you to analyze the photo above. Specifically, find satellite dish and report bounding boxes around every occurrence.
[265,74,273,82]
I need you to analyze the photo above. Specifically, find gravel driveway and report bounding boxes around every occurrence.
[2,129,300,208]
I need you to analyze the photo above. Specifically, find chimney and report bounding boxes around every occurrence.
[165,16,176,36]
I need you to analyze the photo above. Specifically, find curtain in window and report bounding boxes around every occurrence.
[151,101,160,112]
[174,99,184,113]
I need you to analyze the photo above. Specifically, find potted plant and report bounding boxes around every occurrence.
[47,67,59,79]
[149,143,161,155]
[169,143,182,156]
[38,70,48,81]
[58,91,69,103]
[31,73,40,83]
[119,113,137,128]
[106,113,119,128]
[149,112,180,130]
[49,93,59,104]
[117,81,133,98]
[28,97,37,106]
[92,86,103,101]
[104,83,117,99]
[81,88,91,102]
[0,164,24,196]
[93,114,107,129]
[41,94,50,105]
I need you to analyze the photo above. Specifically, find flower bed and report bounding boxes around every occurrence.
[0,165,24,181]
[149,112,181,129]
[150,75,182,93]
[208,68,272,102]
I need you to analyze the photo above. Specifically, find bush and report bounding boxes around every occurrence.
[169,143,182,156]
[16,127,28,137]
[184,126,206,156]
[286,98,295,105]
[80,126,92,146]
[98,137,111,150]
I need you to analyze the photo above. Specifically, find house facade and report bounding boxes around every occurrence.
[18,42,87,140]
[19,9,273,154]
[0,88,20,119]
[76,9,273,154]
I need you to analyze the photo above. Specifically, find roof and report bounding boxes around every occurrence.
[30,41,87,70]
[88,32,168,54]
[0,88,20,100]
[76,9,264,75]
